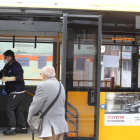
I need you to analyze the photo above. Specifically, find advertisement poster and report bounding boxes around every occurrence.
[105,92,140,126]
[76,58,85,70]
[104,67,111,79]
[38,56,47,69]
[17,57,29,67]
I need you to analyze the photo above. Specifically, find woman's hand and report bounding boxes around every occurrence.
[1,76,16,82]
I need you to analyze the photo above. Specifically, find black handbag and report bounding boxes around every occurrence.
[30,82,61,133]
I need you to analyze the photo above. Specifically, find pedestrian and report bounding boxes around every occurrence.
[27,66,68,140]
[0,50,27,135]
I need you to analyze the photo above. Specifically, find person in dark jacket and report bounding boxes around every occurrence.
[0,50,27,135]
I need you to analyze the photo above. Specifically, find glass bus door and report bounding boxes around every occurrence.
[64,15,102,140]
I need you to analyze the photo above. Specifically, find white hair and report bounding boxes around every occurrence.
[41,66,55,78]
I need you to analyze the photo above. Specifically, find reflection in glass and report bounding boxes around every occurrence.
[101,45,132,88]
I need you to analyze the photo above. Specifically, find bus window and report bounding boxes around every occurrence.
[0,42,53,85]
[101,45,132,88]
[73,44,95,87]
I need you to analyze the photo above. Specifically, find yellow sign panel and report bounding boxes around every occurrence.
[1,0,140,12]
[112,37,135,41]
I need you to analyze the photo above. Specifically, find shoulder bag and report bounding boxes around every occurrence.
[30,82,61,133]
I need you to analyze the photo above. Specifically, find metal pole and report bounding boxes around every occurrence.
[120,36,123,89]
[32,133,34,140]
[34,36,37,49]
[94,34,96,88]
[13,35,15,48]
[68,14,99,18]
[56,32,59,80]
[96,15,102,140]
[61,13,67,89]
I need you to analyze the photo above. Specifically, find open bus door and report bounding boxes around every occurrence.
[62,14,102,140]
[0,14,63,128]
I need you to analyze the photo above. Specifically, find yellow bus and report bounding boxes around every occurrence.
[0,2,140,140]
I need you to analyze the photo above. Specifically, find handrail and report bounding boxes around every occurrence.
[25,91,79,136]
[24,79,61,81]
[67,117,76,126]
[73,80,94,89]
[0,35,62,39]
[24,79,41,81]
[100,80,120,89]
[25,90,34,97]
[100,80,112,89]
[67,110,77,118]
[73,79,118,89]
[67,102,78,137]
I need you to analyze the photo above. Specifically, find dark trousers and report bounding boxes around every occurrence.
[6,93,26,127]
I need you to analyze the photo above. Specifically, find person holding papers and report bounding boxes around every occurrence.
[0,50,27,135]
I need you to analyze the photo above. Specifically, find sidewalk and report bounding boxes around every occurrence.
[0,128,41,140]
[0,134,40,140]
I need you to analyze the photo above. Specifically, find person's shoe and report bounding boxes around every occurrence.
[16,127,28,134]
[3,127,16,135]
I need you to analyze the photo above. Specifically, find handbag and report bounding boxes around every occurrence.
[30,82,61,133]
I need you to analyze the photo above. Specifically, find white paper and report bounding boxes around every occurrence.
[38,56,47,69]
[103,55,119,67]
[76,58,85,70]
[17,57,29,67]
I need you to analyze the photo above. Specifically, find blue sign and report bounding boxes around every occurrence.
[17,57,29,67]
[100,104,106,109]
[0,89,8,95]
[76,58,85,70]
[38,56,47,69]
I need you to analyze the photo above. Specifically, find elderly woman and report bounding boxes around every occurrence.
[27,66,68,140]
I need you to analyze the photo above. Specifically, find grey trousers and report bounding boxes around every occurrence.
[6,93,26,127]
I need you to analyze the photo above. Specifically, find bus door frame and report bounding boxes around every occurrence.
[62,14,102,140]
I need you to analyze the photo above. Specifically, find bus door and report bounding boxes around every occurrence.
[63,14,102,140]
